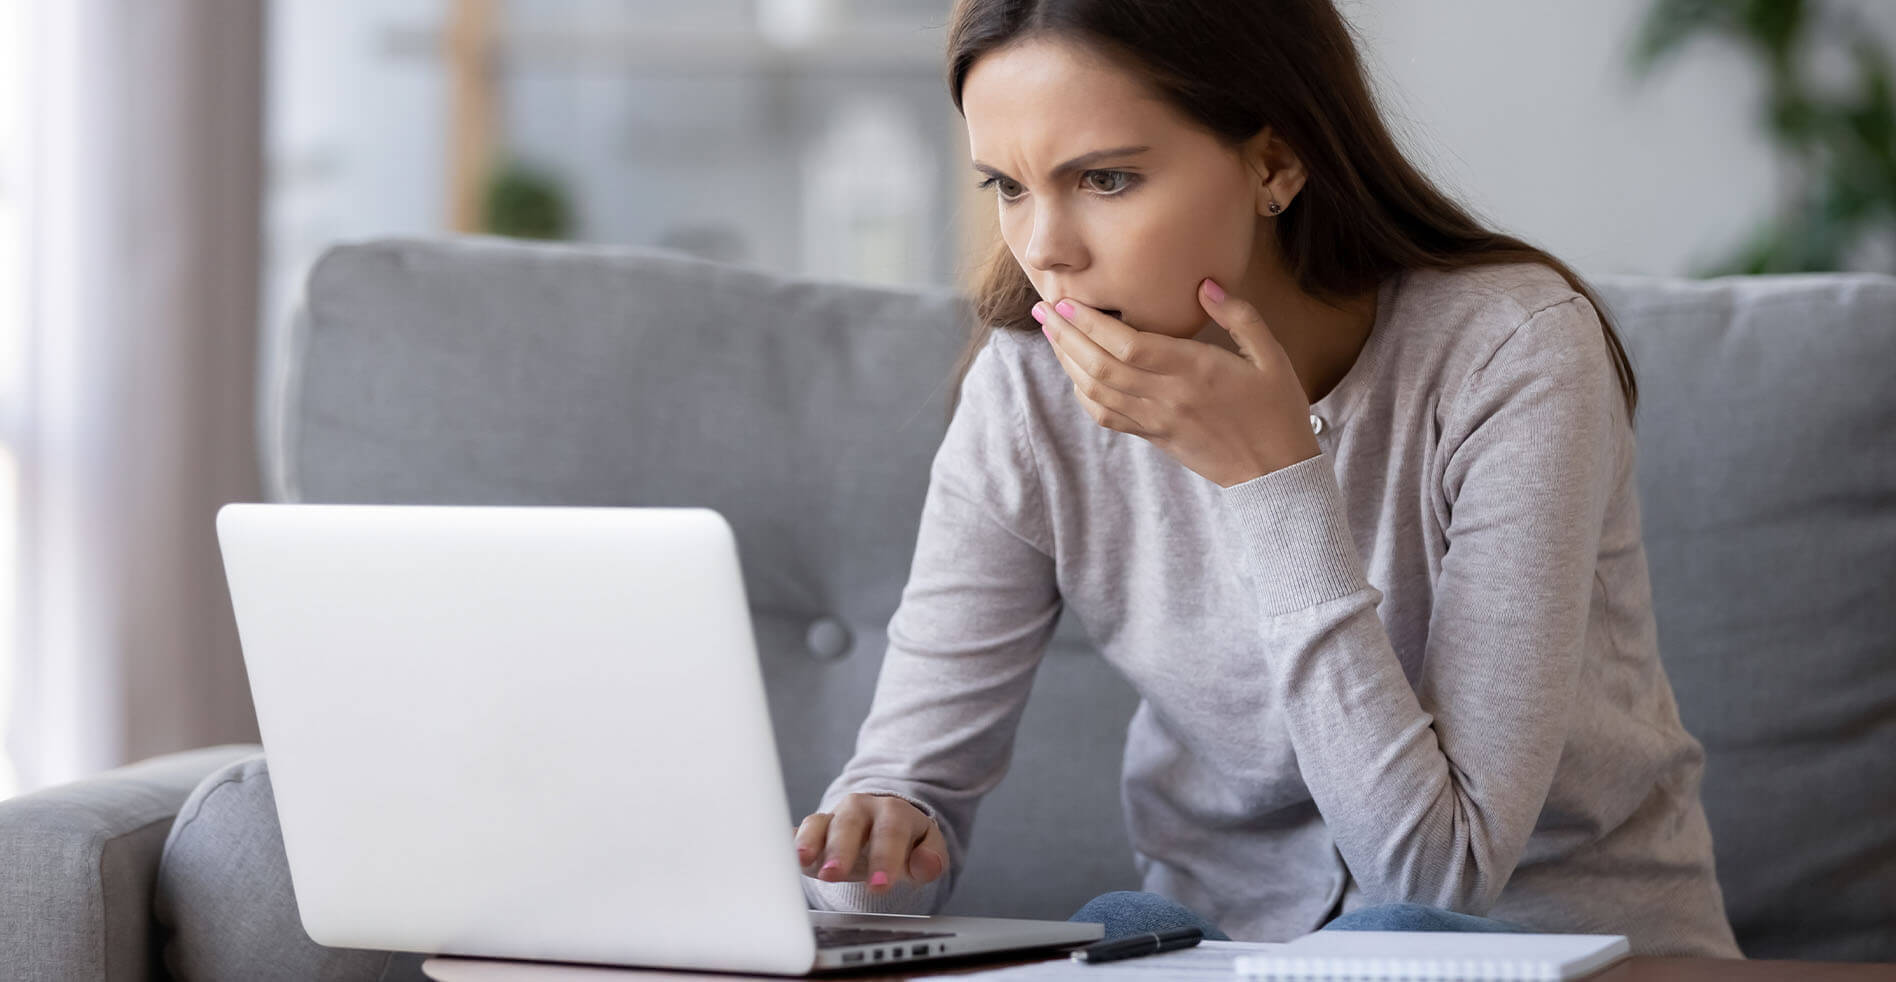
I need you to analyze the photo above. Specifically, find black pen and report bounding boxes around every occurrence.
[1070,926,1204,964]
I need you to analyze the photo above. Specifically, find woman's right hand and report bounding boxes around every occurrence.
[794,793,950,895]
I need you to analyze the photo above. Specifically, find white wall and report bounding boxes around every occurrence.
[262,0,448,432]
[1342,0,1896,277]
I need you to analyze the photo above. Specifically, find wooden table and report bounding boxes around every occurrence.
[425,945,1896,980]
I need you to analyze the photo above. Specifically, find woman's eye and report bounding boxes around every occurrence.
[1084,170,1135,194]
[973,170,1138,203]
[974,176,1024,200]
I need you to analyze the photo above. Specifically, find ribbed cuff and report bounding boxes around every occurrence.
[1220,452,1368,615]
[853,789,938,824]
[802,873,942,914]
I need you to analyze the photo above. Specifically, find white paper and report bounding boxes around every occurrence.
[938,940,1290,979]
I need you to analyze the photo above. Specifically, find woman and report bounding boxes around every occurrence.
[791,0,1742,958]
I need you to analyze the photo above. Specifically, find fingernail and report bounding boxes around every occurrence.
[1030,303,1047,324]
[1055,300,1075,319]
[1202,278,1226,303]
[870,871,890,888]
[797,846,812,862]
[820,859,840,877]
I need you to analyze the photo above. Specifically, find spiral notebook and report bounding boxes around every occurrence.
[1230,931,1630,981]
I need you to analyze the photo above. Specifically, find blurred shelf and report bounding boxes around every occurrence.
[383,24,947,74]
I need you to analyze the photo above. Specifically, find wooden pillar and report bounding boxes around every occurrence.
[445,0,497,234]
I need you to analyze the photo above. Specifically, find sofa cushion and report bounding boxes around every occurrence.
[154,754,428,982]
[1592,272,1896,962]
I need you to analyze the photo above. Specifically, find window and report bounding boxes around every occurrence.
[0,0,27,799]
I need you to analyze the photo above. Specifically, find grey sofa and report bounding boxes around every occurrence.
[3,236,1891,980]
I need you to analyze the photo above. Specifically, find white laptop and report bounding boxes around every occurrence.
[215,502,1102,976]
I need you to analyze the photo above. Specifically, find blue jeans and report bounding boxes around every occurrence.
[1067,891,1536,942]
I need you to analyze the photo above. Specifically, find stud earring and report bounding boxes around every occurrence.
[1267,199,1282,215]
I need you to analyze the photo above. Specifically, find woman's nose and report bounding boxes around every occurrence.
[1022,207,1083,271]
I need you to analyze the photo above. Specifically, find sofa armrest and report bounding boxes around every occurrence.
[0,743,264,982]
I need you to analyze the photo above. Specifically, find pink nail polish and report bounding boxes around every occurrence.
[1055,300,1075,318]
[1030,304,1047,324]
[1202,279,1226,303]
[870,872,890,888]
[820,860,840,876]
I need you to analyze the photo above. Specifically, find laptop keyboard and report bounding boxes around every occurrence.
[813,925,956,949]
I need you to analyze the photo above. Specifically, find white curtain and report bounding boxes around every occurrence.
[6,0,265,794]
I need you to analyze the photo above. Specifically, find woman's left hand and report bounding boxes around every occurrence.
[1035,278,1322,488]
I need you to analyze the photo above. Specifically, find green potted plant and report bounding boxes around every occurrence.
[482,158,574,241]
[1629,0,1896,274]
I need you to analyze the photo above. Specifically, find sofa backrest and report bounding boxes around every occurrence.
[271,236,1895,960]
[1588,273,1895,962]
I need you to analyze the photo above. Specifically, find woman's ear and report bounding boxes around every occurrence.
[1243,126,1307,217]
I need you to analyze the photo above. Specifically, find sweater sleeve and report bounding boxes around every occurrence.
[1216,296,1619,914]
[802,330,1062,914]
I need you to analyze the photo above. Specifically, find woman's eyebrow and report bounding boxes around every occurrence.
[971,145,1151,182]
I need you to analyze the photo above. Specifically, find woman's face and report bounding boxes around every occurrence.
[962,36,1270,340]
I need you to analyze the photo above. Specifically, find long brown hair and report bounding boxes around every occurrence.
[942,0,1637,425]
